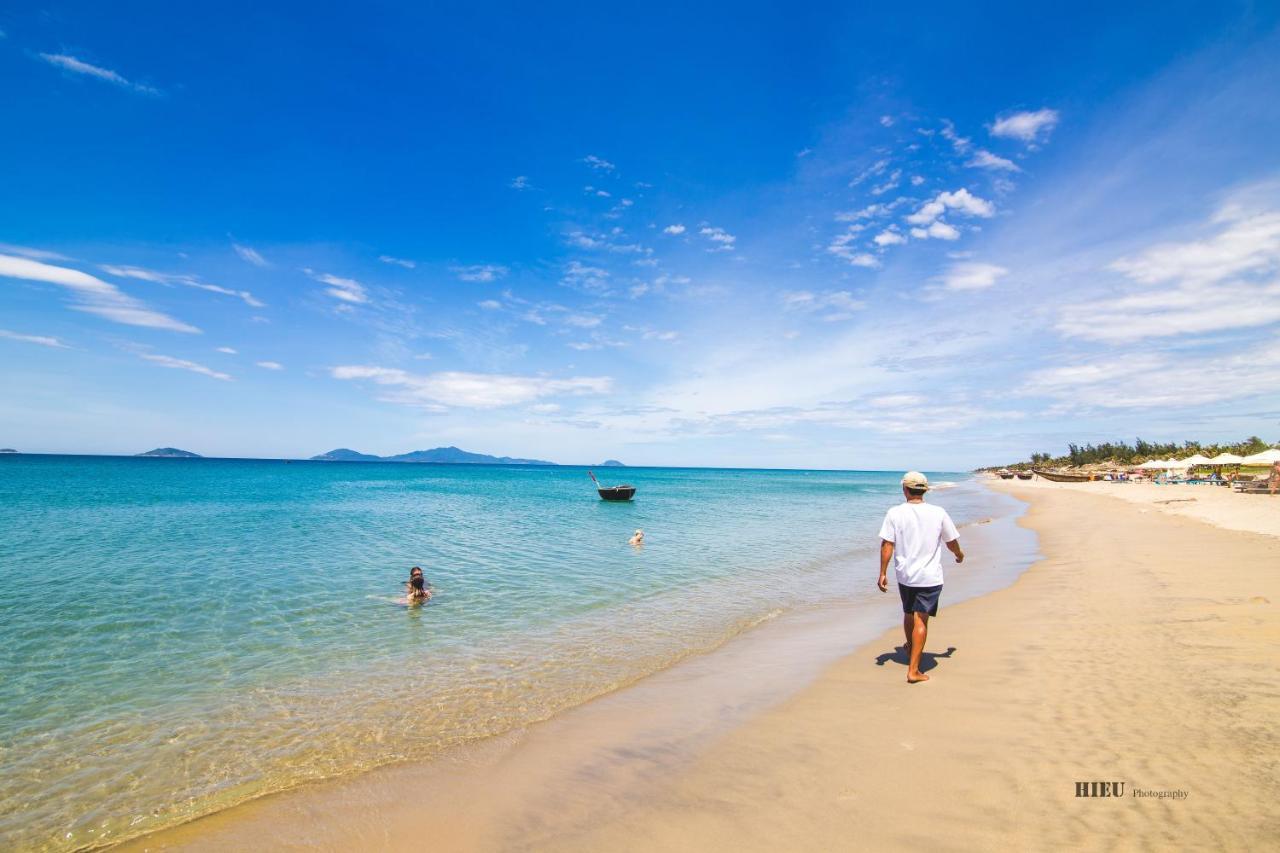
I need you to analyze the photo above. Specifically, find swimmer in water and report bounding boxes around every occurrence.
[629,529,644,546]
[404,566,432,602]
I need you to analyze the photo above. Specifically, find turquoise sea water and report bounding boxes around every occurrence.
[0,456,1003,850]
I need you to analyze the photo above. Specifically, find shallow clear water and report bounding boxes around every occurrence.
[0,456,1002,850]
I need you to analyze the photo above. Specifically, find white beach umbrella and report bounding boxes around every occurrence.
[1138,459,1170,468]
[1240,448,1280,465]
[1181,453,1214,466]
[1164,458,1192,469]
[1206,453,1244,464]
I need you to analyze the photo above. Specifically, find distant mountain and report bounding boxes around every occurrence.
[310,446,556,465]
[310,448,383,462]
[600,459,626,467]
[136,448,202,458]
[0,448,18,454]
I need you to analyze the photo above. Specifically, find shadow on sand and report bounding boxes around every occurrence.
[875,645,957,674]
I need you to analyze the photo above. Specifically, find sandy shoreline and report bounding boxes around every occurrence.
[124,483,1279,850]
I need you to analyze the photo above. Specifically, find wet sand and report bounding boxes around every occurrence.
[125,484,1279,850]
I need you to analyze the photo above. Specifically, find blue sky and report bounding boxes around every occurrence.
[2,2,1278,468]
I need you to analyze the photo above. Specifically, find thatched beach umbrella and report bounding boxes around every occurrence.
[1241,448,1280,465]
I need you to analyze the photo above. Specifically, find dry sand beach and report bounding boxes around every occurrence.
[127,482,1279,851]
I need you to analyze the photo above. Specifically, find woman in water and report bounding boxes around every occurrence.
[404,566,432,603]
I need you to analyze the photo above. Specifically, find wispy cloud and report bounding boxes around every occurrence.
[304,269,368,304]
[331,365,612,409]
[0,329,69,348]
[1058,195,1280,341]
[510,175,531,190]
[560,260,611,294]
[100,264,264,307]
[941,262,1008,290]
[699,225,736,252]
[663,224,686,235]
[582,155,616,172]
[38,53,160,96]
[139,352,231,380]
[990,108,1060,143]
[0,254,199,333]
[905,188,995,225]
[781,290,866,321]
[966,149,1021,172]
[452,264,508,282]
[1023,340,1280,409]
[233,244,269,267]
[216,346,238,354]
[379,255,416,269]
[0,243,70,261]
[256,360,284,370]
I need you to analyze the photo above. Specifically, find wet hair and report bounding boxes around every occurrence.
[410,575,425,591]
[410,566,423,576]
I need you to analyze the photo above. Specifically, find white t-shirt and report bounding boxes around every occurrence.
[878,501,959,588]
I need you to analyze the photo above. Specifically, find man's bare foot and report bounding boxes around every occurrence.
[907,672,930,683]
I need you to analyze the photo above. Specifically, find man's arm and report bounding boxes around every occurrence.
[946,538,965,563]
[878,539,894,592]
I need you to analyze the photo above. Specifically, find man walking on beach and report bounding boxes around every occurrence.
[877,472,964,683]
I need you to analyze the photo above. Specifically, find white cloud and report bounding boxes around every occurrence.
[1058,202,1280,341]
[1023,340,1280,409]
[39,53,160,95]
[582,155,616,172]
[256,360,284,370]
[663,224,686,235]
[452,264,509,283]
[870,169,902,196]
[942,262,1008,290]
[216,346,238,354]
[835,203,890,222]
[873,228,907,247]
[560,260,610,294]
[910,175,925,186]
[100,264,264,307]
[990,108,1059,143]
[940,120,971,153]
[510,175,531,190]
[782,290,866,321]
[139,353,231,381]
[0,329,69,348]
[379,255,416,269]
[909,222,961,241]
[564,314,602,328]
[642,329,680,341]
[331,365,612,409]
[478,299,502,310]
[905,188,995,226]
[0,254,199,333]
[966,149,1021,172]
[879,115,895,127]
[1109,209,1280,286]
[0,243,70,261]
[233,244,269,267]
[699,226,736,251]
[827,229,881,267]
[850,158,889,187]
[303,269,368,304]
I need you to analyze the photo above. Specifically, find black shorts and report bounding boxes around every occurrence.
[899,584,943,616]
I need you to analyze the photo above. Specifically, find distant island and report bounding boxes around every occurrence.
[310,446,557,465]
[600,459,626,467]
[136,448,202,458]
[0,448,18,454]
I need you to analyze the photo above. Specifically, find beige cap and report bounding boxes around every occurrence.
[902,471,930,491]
